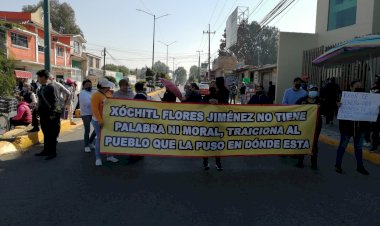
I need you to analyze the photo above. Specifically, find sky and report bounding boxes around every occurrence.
[2,0,317,72]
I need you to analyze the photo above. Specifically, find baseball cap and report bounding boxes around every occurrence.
[98,78,114,88]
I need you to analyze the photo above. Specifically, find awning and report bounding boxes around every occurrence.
[14,70,32,79]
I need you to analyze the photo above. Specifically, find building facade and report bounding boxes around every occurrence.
[276,0,380,103]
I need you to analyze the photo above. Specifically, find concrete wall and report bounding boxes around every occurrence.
[276,32,318,104]
[316,0,375,46]
[372,0,380,34]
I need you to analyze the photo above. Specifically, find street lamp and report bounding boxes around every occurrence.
[158,40,176,74]
[136,9,169,86]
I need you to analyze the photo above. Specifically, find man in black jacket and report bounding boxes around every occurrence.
[34,70,63,160]
[370,75,380,152]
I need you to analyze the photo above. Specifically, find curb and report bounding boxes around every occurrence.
[0,120,83,156]
[319,134,380,165]
[148,88,165,97]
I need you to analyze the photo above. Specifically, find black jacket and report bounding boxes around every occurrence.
[37,82,62,116]
[184,91,202,103]
[339,120,370,136]
[248,94,272,104]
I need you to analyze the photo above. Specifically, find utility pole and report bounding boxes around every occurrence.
[43,0,51,71]
[136,9,169,87]
[158,41,176,74]
[102,47,106,76]
[196,50,203,81]
[203,24,215,81]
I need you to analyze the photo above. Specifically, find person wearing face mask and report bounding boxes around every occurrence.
[79,79,96,153]
[183,83,202,103]
[282,77,308,105]
[91,78,119,166]
[335,80,370,175]
[247,85,272,104]
[295,85,322,170]
[369,75,380,152]
[21,83,39,132]
[320,77,341,126]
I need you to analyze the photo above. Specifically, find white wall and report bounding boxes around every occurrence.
[316,0,375,46]
[276,32,318,104]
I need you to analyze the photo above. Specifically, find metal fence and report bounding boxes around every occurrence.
[302,45,380,91]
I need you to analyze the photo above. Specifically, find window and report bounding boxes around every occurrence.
[73,41,80,54]
[38,46,44,52]
[96,59,100,69]
[56,46,64,57]
[11,32,28,48]
[328,0,357,31]
[88,56,94,68]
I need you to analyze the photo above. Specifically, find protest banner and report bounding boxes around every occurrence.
[100,99,319,157]
[337,92,380,122]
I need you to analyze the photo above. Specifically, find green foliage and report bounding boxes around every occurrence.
[102,64,129,76]
[188,65,200,83]
[153,61,169,74]
[22,0,83,36]
[220,21,279,66]
[174,67,187,85]
[145,68,154,82]
[0,54,16,97]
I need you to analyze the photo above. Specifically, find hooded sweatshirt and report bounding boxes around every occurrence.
[12,101,32,123]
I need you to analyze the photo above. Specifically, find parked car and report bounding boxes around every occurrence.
[199,83,210,96]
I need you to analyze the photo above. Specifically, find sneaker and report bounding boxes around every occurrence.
[215,164,223,171]
[363,142,371,148]
[106,156,119,163]
[357,166,369,175]
[203,163,210,171]
[335,165,343,174]
[296,162,304,168]
[84,147,91,153]
[95,159,102,166]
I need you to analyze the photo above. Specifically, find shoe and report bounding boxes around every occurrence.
[369,147,378,152]
[106,156,119,163]
[203,163,210,171]
[45,154,56,160]
[296,162,304,168]
[28,128,40,132]
[335,165,343,174]
[363,142,371,148]
[35,151,48,156]
[89,143,95,150]
[357,166,369,175]
[84,147,91,153]
[95,159,102,166]
[215,164,223,171]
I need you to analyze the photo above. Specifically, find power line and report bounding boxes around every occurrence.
[208,0,220,24]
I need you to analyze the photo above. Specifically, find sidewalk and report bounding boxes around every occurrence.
[319,117,380,165]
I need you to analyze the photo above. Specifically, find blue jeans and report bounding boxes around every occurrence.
[335,133,364,167]
[82,115,96,147]
[91,120,101,159]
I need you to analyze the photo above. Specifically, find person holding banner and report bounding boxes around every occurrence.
[91,78,119,166]
[296,85,322,170]
[113,77,135,99]
[335,80,370,175]
[247,85,272,104]
[282,77,307,105]
[370,75,380,152]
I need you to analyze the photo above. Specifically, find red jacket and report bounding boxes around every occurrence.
[12,101,32,123]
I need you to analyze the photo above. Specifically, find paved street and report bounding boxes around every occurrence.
[1,122,380,226]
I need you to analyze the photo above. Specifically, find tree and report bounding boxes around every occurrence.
[153,61,169,74]
[188,65,200,83]
[22,0,83,36]
[145,68,154,82]
[102,64,130,76]
[174,67,187,85]
[220,21,279,66]
[219,29,226,53]
[0,54,16,97]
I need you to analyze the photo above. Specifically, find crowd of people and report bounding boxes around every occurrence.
[14,69,379,176]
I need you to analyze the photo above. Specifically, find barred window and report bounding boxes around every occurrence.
[11,32,28,48]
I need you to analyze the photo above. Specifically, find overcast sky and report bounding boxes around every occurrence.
[3,0,317,72]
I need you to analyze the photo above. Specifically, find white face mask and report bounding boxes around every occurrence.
[308,91,318,98]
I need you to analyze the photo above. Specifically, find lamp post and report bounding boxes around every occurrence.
[136,9,169,86]
[43,0,51,71]
[158,40,176,74]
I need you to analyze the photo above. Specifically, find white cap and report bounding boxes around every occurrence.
[98,78,114,88]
